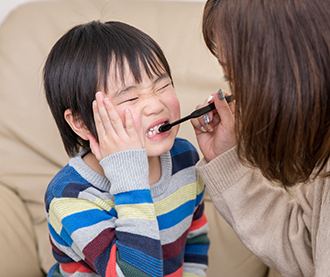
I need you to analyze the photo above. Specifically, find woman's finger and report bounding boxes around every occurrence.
[213,89,235,127]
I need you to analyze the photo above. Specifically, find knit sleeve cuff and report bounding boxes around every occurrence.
[196,146,250,196]
[100,149,149,195]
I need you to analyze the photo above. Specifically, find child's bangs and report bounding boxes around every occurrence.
[98,50,168,92]
[114,50,167,85]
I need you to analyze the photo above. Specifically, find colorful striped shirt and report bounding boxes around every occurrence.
[45,138,209,277]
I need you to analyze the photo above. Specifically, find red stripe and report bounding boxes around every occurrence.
[61,262,93,274]
[83,228,115,265]
[166,265,183,277]
[162,229,188,259]
[189,213,207,232]
[105,243,117,277]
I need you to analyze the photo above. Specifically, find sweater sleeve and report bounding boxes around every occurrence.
[196,147,314,277]
[100,149,163,277]
[48,149,163,277]
[183,176,210,277]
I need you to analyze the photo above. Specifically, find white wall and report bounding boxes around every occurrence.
[0,0,205,26]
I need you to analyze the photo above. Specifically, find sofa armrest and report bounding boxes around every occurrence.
[0,184,44,276]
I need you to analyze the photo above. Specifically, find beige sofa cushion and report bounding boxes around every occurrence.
[0,0,280,276]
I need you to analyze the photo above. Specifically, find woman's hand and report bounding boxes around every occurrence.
[191,89,236,162]
[87,91,144,161]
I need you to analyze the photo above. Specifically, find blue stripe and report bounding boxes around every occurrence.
[163,246,185,275]
[185,243,210,255]
[52,248,74,264]
[195,188,205,207]
[94,242,112,276]
[115,189,153,205]
[184,253,208,265]
[117,242,163,277]
[170,138,197,157]
[45,165,90,211]
[116,231,162,259]
[157,199,195,230]
[193,202,205,221]
[171,151,199,176]
[48,222,71,246]
[47,263,58,277]
[61,209,112,236]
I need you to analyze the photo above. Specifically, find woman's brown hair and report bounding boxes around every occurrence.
[203,0,330,187]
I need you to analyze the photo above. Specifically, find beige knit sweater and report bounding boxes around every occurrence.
[197,147,330,277]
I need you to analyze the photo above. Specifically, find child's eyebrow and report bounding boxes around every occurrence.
[115,73,170,97]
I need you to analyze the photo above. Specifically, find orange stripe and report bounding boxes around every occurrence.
[166,265,183,277]
[105,243,117,277]
[61,262,93,274]
[189,213,207,232]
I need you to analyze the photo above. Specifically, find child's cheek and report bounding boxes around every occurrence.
[171,98,181,120]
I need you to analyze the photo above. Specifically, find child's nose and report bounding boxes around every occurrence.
[143,95,164,115]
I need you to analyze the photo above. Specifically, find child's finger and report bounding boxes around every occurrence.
[124,108,144,149]
[124,109,135,135]
[95,92,115,135]
[103,97,126,137]
[93,99,106,137]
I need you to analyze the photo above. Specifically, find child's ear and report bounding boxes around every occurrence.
[64,109,90,140]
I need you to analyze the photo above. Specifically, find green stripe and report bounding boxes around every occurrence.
[186,233,210,245]
[116,251,150,277]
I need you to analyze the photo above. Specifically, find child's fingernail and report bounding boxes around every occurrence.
[207,95,213,103]
[96,92,102,99]
[93,100,97,107]
[204,113,210,124]
[217,88,224,100]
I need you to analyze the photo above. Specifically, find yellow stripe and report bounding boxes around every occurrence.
[154,182,196,216]
[116,203,156,220]
[183,274,202,277]
[94,198,114,211]
[49,197,111,234]
[196,175,205,195]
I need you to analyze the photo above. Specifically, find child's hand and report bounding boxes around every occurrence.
[190,90,236,162]
[88,92,144,161]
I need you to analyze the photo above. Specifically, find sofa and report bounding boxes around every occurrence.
[0,0,282,276]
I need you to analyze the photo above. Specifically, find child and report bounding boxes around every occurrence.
[44,20,209,277]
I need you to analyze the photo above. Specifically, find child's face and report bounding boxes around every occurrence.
[104,62,181,158]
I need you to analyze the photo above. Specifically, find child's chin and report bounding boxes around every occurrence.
[146,138,175,157]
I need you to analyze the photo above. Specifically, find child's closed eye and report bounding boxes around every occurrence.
[118,97,139,105]
[157,83,171,93]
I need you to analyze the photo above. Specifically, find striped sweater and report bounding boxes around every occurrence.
[45,138,209,277]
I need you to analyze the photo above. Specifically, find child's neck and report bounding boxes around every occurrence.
[83,151,162,185]
[148,155,161,185]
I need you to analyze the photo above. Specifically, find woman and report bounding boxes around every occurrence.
[192,0,330,276]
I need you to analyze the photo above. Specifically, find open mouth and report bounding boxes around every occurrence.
[146,122,166,137]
